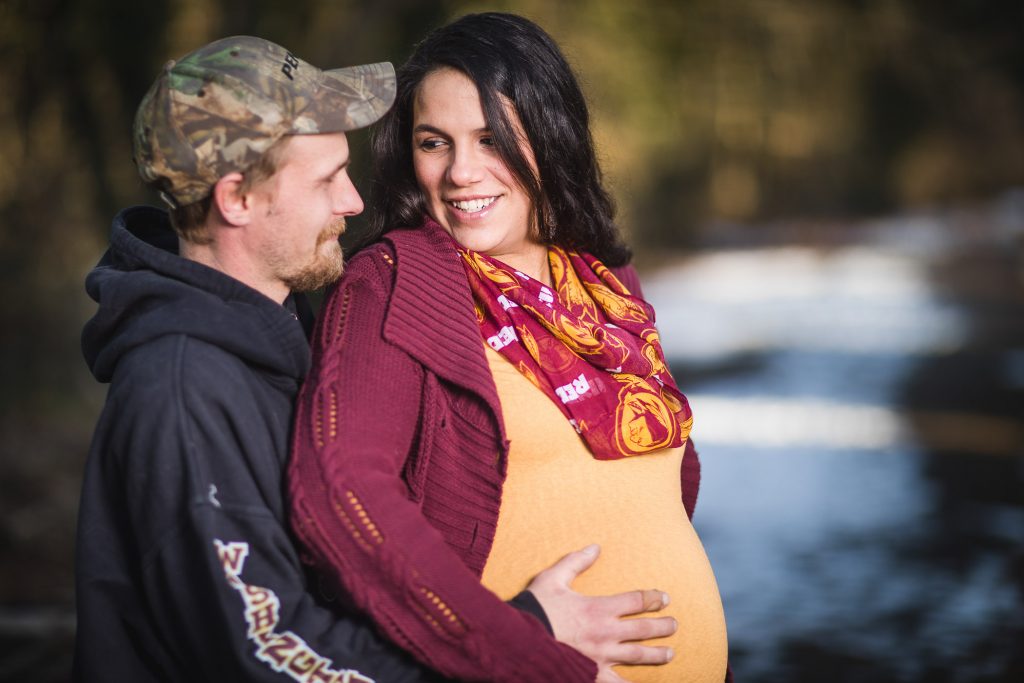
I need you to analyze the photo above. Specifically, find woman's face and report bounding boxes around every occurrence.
[412,68,542,268]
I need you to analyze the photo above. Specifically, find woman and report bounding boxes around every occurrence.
[289,12,728,682]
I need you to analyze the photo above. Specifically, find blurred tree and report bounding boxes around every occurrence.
[866,0,1024,207]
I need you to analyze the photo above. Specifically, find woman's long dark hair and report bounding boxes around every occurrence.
[363,12,631,266]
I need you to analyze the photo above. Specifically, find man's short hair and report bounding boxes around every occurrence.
[133,35,395,214]
[166,135,291,244]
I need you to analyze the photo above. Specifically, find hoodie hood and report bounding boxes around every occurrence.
[83,205,310,383]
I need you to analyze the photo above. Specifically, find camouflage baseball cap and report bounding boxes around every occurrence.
[133,36,395,207]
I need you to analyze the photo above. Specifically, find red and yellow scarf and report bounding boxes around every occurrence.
[458,243,692,460]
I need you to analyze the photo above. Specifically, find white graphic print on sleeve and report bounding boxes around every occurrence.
[214,540,374,683]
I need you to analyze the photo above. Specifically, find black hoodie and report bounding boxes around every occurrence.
[74,206,431,682]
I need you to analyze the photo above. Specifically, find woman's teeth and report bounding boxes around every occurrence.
[450,197,497,213]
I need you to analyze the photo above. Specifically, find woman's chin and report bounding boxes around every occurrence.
[452,230,501,255]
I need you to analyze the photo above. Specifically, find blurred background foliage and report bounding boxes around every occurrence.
[2,0,1021,416]
[0,0,1022,679]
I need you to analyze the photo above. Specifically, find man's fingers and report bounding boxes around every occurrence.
[528,553,678,674]
[608,642,675,666]
[598,588,670,617]
[638,588,669,612]
[532,544,601,586]
[613,615,677,642]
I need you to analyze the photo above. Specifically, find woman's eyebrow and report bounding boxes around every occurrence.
[413,123,446,135]
[413,123,491,135]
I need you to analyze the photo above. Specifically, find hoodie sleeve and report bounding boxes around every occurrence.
[81,336,437,683]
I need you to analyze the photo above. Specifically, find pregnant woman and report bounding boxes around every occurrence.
[289,12,728,682]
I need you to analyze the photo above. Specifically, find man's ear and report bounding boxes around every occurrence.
[212,172,251,226]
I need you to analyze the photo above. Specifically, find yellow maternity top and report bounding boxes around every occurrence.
[481,346,728,682]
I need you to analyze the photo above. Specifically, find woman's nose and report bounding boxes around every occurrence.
[447,146,484,186]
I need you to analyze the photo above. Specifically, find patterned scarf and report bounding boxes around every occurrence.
[457,242,693,460]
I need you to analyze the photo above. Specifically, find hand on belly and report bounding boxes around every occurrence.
[527,543,678,681]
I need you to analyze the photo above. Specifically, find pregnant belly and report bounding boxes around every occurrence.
[482,346,727,681]
[481,444,728,683]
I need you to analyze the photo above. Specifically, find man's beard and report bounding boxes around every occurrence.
[281,219,346,293]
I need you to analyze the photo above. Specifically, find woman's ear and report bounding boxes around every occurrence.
[211,172,250,226]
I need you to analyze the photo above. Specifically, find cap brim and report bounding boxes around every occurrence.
[295,61,396,134]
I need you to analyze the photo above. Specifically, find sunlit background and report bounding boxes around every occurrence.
[2,1,1022,681]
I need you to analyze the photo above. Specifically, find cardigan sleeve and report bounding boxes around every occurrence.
[612,262,702,520]
[288,247,597,683]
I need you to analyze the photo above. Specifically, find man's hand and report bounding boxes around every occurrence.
[526,544,676,683]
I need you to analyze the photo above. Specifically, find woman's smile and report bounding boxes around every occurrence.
[447,195,500,216]
[412,67,548,278]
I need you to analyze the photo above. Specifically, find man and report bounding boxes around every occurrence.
[75,36,436,682]
[75,35,675,683]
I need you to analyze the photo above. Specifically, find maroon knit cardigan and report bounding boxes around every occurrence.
[289,222,703,682]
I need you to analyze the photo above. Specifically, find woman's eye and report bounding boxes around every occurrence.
[480,136,495,147]
[418,138,446,151]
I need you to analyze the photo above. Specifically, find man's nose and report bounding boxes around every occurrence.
[334,176,364,216]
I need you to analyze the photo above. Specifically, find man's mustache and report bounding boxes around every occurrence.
[318,219,347,245]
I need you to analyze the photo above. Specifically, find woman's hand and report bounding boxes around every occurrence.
[526,544,677,682]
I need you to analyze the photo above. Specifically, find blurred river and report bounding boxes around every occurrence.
[645,193,1024,682]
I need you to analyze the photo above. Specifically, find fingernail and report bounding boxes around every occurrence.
[582,544,599,556]
[671,618,679,631]
[661,592,670,607]
[665,648,675,662]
